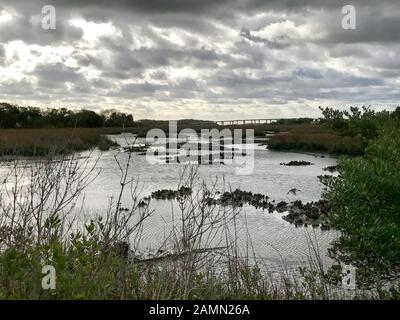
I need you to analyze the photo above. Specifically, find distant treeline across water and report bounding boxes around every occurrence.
[0,102,134,129]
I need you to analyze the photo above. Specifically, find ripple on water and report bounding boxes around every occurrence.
[0,134,339,272]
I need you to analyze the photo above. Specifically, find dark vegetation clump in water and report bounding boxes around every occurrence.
[283,200,331,230]
[151,187,331,229]
[280,160,314,166]
[121,144,150,153]
[323,165,339,172]
[151,186,192,200]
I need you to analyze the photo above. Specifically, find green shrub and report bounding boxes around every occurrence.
[325,121,400,283]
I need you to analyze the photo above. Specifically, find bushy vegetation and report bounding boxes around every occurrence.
[275,118,317,125]
[324,120,400,283]
[0,237,337,300]
[319,106,392,140]
[0,103,134,129]
[267,106,399,155]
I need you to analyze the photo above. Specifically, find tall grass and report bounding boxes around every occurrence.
[0,128,117,156]
[268,132,365,155]
[224,122,365,154]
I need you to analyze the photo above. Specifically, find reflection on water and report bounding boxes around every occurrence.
[82,134,339,271]
[0,133,339,272]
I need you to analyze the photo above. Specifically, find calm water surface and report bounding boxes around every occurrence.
[81,134,339,271]
[0,133,339,273]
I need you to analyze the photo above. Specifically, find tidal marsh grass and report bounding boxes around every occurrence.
[267,132,365,155]
[0,128,117,157]
[223,122,365,155]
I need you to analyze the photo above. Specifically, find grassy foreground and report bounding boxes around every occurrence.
[0,128,118,156]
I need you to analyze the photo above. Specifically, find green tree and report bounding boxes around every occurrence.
[391,106,400,120]
[0,103,134,129]
[101,109,134,127]
[319,106,390,140]
[72,109,104,127]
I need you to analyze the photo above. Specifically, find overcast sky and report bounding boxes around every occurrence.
[0,0,399,120]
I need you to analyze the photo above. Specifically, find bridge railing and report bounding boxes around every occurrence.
[215,118,320,125]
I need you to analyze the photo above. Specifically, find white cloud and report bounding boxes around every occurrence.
[252,20,325,43]
[0,9,14,23]
[69,19,120,44]
[0,0,399,119]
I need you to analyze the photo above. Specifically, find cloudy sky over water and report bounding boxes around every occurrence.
[0,0,399,120]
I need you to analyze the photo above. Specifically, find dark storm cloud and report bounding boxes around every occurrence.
[317,5,400,44]
[1,0,400,118]
[6,0,399,14]
[3,1,400,44]
[31,62,84,89]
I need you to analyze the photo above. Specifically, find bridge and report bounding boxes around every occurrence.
[214,118,320,126]
[214,119,279,125]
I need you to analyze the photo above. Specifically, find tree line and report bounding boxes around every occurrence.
[319,105,400,139]
[0,103,134,129]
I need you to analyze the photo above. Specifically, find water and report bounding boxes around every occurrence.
[87,133,337,203]
[0,133,339,273]
[81,134,339,271]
